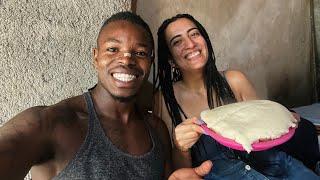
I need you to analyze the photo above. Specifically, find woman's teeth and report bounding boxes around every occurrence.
[186,51,200,59]
[113,73,136,82]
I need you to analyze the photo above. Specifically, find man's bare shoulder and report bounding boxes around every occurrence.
[4,94,87,137]
[15,94,85,125]
[0,95,88,179]
[45,95,87,125]
[148,113,173,174]
[147,113,165,131]
[148,114,171,144]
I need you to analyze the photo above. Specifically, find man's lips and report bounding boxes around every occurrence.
[112,72,137,82]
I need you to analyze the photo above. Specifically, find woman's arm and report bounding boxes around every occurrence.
[225,70,299,123]
[172,117,204,169]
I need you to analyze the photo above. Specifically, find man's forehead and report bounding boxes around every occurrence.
[97,20,152,47]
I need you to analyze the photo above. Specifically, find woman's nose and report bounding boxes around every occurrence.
[184,38,196,49]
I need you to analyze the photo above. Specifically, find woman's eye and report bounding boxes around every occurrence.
[191,32,200,37]
[106,47,118,52]
[172,40,182,46]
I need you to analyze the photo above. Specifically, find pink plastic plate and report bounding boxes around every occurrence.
[201,124,296,151]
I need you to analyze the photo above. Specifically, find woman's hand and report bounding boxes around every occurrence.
[174,117,204,152]
[291,112,301,125]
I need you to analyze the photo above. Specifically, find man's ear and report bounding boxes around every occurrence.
[93,48,98,69]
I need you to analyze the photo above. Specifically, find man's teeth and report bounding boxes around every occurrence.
[186,51,200,59]
[113,73,136,82]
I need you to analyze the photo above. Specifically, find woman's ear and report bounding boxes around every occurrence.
[168,59,176,67]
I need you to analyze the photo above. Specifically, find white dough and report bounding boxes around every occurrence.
[200,100,296,153]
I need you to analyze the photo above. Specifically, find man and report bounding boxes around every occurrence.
[0,12,212,179]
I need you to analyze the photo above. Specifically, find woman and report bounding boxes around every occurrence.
[154,14,318,179]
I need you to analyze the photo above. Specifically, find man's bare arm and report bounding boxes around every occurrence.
[0,107,53,179]
[153,91,193,170]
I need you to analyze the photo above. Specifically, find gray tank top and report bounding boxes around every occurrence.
[53,92,165,180]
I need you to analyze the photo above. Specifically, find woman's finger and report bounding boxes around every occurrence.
[175,124,204,135]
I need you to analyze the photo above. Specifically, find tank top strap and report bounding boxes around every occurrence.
[83,92,96,129]
[84,91,95,117]
[140,110,162,148]
[219,71,237,104]
[83,91,105,138]
[220,70,226,78]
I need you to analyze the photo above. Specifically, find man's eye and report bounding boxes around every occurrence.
[106,47,118,52]
[134,51,148,58]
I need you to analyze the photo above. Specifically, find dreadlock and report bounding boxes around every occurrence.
[155,14,235,127]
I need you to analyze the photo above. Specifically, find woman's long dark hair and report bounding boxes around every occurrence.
[155,14,235,127]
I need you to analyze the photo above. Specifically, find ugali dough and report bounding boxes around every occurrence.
[200,100,296,153]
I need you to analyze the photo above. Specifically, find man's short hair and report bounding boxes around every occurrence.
[98,11,154,50]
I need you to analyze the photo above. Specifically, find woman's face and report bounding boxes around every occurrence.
[165,18,208,72]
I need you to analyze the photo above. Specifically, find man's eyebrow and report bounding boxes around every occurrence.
[98,38,120,48]
[169,27,198,45]
[103,38,149,48]
[105,38,121,43]
[136,42,149,48]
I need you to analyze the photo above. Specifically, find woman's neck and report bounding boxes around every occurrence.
[179,70,206,93]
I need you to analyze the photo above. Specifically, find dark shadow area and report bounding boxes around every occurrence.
[136,80,153,112]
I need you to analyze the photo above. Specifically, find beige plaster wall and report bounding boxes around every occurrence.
[0,0,132,125]
[137,0,312,108]
[314,0,320,101]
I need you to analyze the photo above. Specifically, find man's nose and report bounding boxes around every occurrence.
[118,52,136,65]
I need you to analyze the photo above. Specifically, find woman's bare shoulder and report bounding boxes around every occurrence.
[223,70,247,82]
[223,70,258,101]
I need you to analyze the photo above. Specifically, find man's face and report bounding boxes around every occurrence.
[93,20,153,102]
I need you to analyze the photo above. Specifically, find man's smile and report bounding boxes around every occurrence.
[112,72,137,82]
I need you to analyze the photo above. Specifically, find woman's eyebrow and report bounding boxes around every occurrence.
[187,27,198,33]
[169,34,181,45]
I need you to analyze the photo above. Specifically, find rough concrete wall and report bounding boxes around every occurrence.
[0,0,131,124]
[137,0,312,107]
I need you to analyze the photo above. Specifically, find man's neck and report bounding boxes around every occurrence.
[90,86,136,124]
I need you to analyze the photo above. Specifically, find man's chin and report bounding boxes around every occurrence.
[111,94,137,103]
